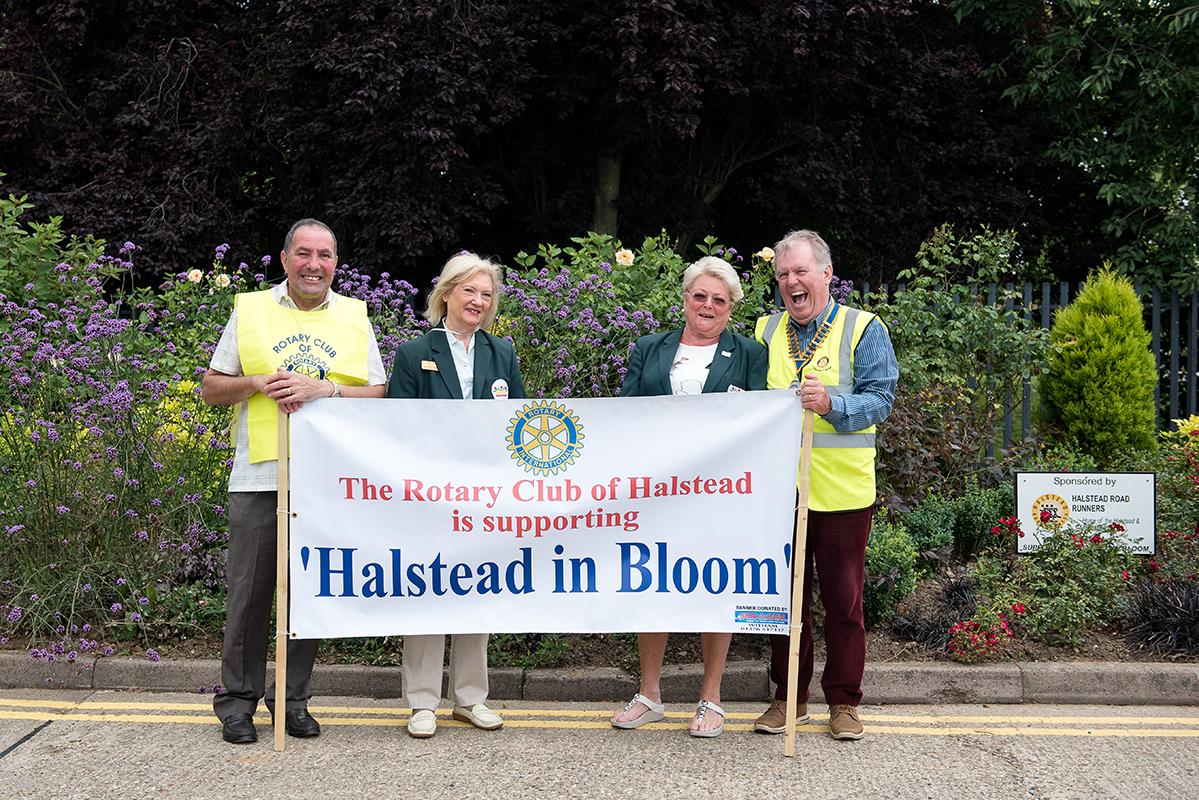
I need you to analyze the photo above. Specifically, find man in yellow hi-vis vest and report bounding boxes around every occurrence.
[752,230,898,741]
[202,219,386,745]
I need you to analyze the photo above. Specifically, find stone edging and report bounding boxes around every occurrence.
[2,652,1195,705]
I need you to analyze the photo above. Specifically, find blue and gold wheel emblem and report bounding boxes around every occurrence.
[506,401,585,476]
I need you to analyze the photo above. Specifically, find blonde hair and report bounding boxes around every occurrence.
[425,252,504,330]
[682,256,744,303]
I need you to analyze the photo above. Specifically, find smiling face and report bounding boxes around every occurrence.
[682,273,734,344]
[775,241,832,326]
[445,270,495,333]
[281,225,337,310]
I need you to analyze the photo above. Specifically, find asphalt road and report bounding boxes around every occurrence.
[2,690,1197,800]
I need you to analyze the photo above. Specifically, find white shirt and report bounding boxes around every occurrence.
[669,342,718,396]
[443,329,476,400]
[208,282,387,492]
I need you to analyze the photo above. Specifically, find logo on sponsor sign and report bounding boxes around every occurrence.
[1031,493,1070,529]
[506,400,585,476]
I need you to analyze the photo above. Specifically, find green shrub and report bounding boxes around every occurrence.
[0,177,109,308]
[973,521,1135,647]
[1154,417,1199,542]
[488,633,572,669]
[953,477,1014,559]
[324,637,402,667]
[1026,439,1100,472]
[902,494,956,566]
[868,225,1048,507]
[1038,268,1156,464]
[864,511,919,626]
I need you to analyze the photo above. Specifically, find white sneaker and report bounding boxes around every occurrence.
[407,709,437,738]
[452,703,504,730]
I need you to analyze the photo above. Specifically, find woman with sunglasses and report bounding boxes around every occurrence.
[610,255,767,738]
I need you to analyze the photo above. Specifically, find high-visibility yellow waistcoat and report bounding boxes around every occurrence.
[755,305,878,511]
[235,290,371,463]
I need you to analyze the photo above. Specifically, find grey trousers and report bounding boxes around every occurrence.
[213,491,318,720]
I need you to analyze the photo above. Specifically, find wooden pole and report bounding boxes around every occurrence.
[273,410,290,752]
[784,408,816,758]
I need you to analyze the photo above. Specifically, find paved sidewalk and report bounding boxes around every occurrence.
[2,651,1195,705]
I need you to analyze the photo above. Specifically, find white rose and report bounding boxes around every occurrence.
[756,247,775,263]
[615,248,635,266]
[214,273,231,288]
[187,269,203,283]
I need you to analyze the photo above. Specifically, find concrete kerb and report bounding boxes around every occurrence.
[1018,661,1199,705]
[1,651,1195,705]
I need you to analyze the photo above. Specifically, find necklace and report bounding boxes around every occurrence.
[785,302,839,378]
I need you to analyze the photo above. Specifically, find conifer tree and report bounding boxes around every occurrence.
[1039,269,1157,462]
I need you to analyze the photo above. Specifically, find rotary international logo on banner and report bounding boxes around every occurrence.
[287,391,804,638]
[506,400,585,476]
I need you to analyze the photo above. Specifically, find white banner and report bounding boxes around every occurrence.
[288,391,803,638]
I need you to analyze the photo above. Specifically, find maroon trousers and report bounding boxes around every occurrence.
[769,506,874,707]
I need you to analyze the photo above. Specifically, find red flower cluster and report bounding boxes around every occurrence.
[991,516,1025,539]
[947,615,1014,663]
[1039,509,1053,524]
[1011,601,1027,614]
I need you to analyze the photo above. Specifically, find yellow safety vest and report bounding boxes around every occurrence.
[755,306,878,511]
[235,290,371,463]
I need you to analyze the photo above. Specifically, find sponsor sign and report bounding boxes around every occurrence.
[1015,472,1156,554]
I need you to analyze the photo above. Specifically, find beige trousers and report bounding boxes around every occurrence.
[402,633,490,710]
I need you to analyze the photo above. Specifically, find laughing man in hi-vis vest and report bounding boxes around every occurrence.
[752,229,898,742]
[202,219,387,745]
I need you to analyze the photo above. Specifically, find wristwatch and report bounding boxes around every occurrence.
[328,380,341,398]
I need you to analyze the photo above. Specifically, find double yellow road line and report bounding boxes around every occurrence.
[1,697,1197,737]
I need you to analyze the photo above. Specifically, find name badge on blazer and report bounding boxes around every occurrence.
[727,385,745,393]
[491,379,510,399]
[421,360,438,371]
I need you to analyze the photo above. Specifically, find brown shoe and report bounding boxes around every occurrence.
[828,704,864,740]
[753,700,809,734]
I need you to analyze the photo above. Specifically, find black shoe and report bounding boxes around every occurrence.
[284,708,321,738]
[221,713,258,744]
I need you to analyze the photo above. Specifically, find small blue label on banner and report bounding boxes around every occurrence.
[735,607,788,628]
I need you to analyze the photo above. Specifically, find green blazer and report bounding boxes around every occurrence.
[386,329,526,400]
[621,328,767,397]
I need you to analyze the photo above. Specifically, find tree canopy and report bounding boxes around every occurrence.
[951,0,1199,290]
[2,0,1119,285]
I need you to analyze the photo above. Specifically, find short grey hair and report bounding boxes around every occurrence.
[774,229,831,269]
[426,252,504,330]
[283,218,338,256]
[681,256,744,303]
